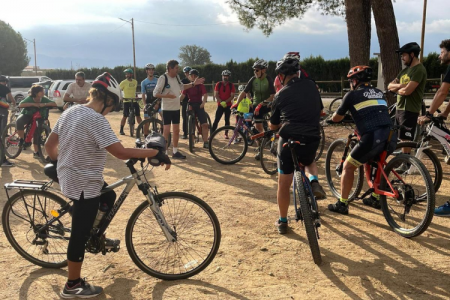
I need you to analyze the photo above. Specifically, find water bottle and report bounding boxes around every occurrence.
[93,203,109,228]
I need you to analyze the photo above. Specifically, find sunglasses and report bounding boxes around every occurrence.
[254,69,262,72]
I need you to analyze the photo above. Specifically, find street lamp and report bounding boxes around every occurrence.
[119,18,137,79]
[24,38,37,75]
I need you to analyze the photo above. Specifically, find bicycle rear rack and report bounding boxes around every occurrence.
[4,180,52,191]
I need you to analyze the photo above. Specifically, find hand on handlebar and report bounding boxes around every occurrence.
[254,103,263,115]
[417,115,431,125]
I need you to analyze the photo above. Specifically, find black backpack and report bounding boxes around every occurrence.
[218,81,233,91]
[161,74,182,94]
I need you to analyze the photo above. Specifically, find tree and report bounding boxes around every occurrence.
[344,0,371,66]
[178,45,212,66]
[0,20,29,75]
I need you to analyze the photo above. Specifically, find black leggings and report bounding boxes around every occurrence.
[67,183,116,262]
[16,114,43,145]
[212,105,231,132]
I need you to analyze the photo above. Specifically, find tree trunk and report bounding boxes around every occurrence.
[372,0,401,105]
[344,0,372,66]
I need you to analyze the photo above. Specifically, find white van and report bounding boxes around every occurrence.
[7,76,52,102]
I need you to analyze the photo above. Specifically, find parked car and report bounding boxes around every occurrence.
[48,79,93,111]
[7,76,52,102]
[32,80,53,97]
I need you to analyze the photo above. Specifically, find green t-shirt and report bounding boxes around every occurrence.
[119,79,138,101]
[20,96,53,119]
[396,63,427,113]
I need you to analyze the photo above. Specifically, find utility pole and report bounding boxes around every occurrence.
[24,38,38,75]
[119,18,137,79]
[420,0,427,63]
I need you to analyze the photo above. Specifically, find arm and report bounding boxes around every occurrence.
[180,93,186,102]
[44,132,59,161]
[332,112,345,123]
[387,78,406,92]
[19,102,41,108]
[398,81,420,96]
[226,92,235,104]
[214,90,221,102]
[182,77,205,91]
[153,76,177,99]
[331,93,351,122]
[200,92,208,108]
[105,142,170,170]
[7,93,15,106]
[428,82,450,115]
[269,97,281,130]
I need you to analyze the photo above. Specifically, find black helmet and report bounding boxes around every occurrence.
[44,161,58,183]
[275,57,301,75]
[189,69,199,76]
[0,75,8,82]
[396,42,421,56]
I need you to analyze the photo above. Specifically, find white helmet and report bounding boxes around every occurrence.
[221,70,231,76]
[145,63,155,69]
[238,85,246,92]
[252,59,268,69]
[92,72,121,111]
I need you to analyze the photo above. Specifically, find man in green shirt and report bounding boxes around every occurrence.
[119,68,141,135]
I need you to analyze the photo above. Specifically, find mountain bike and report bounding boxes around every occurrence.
[124,97,143,137]
[9,105,20,124]
[325,123,435,237]
[187,104,212,153]
[2,157,221,280]
[136,99,171,148]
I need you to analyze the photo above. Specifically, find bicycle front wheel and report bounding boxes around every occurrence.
[294,172,322,265]
[188,114,195,153]
[126,192,221,280]
[136,118,171,148]
[2,190,71,268]
[37,124,51,161]
[260,135,278,175]
[2,123,22,159]
[209,126,248,164]
[380,154,435,238]
[315,124,325,162]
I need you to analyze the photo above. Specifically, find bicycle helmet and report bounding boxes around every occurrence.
[92,72,122,112]
[183,66,192,73]
[0,75,8,82]
[123,68,133,74]
[221,70,231,76]
[238,85,246,92]
[396,42,421,56]
[44,161,58,183]
[145,63,155,69]
[347,65,372,82]
[252,59,268,69]
[283,52,300,60]
[189,69,199,76]
[275,56,301,75]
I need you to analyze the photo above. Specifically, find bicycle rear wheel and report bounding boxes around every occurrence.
[126,192,221,280]
[2,123,22,159]
[188,114,195,153]
[209,126,248,164]
[315,124,325,162]
[260,135,278,175]
[294,172,322,265]
[136,118,171,148]
[328,97,342,114]
[380,154,434,237]
[2,190,70,268]
[37,124,51,162]
[129,118,135,137]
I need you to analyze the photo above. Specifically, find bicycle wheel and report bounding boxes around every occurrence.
[209,125,248,164]
[2,123,22,159]
[260,135,278,175]
[294,172,322,265]
[394,141,442,194]
[126,192,221,280]
[136,118,171,148]
[129,116,135,137]
[205,112,212,136]
[328,97,342,114]
[325,139,363,200]
[37,124,51,161]
[188,114,195,153]
[380,154,434,237]
[315,124,325,162]
[2,190,71,268]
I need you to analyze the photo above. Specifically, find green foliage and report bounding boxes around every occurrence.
[179,45,212,66]
[0,20,30,75]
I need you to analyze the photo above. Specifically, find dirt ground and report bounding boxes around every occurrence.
[1,101,450,300]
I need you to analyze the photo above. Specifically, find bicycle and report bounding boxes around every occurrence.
[2,156,221,280]
[187,104,212,153]
[123,97,143,137]
[8,105,20,124]
[325,123,435,237]
[136,99,171,148]
[2,109,51,162]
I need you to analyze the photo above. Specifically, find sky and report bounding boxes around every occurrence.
[2,0,450,69]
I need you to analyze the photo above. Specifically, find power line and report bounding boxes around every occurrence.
[133,19,240,26]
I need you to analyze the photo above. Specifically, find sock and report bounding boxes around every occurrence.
[173,147,178,154]
[309,175,319,183]
[279,217,288,223]
[340,197,348,205]
[120,125,124,132]
[371,192,380,200]
[67,278,81,288]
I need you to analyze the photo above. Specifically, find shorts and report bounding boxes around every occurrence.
[188,102,207,124]
[123,102,140,118]
[395,110,419,140]
[253,105,271,123]
[277,136,320,175]
[347,127,396,168]
[162,110,180,125]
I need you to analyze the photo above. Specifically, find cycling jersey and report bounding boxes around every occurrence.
[141,77,158,104]
[274,68,310,93]
[444,65,450,84]
[336,84,392,136]
[119,79,138,101]
[244,75,275,106]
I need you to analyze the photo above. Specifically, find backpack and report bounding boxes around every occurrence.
[218,81,233,92]
[161,74,182,94]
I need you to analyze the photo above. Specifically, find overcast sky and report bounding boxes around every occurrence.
[3,0,449,69]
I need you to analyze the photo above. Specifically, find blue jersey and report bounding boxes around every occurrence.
[141,77,158,103]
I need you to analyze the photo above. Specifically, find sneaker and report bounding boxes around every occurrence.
[1,160,14,167]
[328,200,349,215]
[181,134,188,140]
[311,181,327,200]
[203,141,209,149]
[395,163,410,174]
[172,151,186,159]
[119,131,125,135]
[60,278,103,299]
[275,219,288,234]
[362,195,381,209]
[33,152,40,159]
[18,138,24,148]
[255,152,261,161]
[435,201,450,217]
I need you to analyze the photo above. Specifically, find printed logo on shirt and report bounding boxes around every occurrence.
[363,89,384,99]
[400,74,411,85]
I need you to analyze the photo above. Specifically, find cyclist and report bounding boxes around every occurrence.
[119,68,141,135]
[141,63,159,136]
[16,85,56,158]
[232,59,276,160]
[181,66,192,139]
[234,84,252,125]
[0,75,16,167]
[44,72,171,298]
[269,55,326,234]
[63,72,91,110]
[328,66,394,215]
[180,69,210,148]
[387,42,427,173]
[212,70,235,138]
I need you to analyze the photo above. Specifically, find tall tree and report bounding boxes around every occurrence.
[344,0,371,66]
[179,45,212,66]
[0,20,29,75]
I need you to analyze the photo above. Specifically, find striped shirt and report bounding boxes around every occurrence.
[52,105,119,199]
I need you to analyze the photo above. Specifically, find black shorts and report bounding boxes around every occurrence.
[253,105,271,123]
[395,110,419,140]
[189,102,207,124]
[162,110,180,125]
[277,136,320,175]
[123,102,140,118]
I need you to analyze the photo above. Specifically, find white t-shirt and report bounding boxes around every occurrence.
[52,105,119,199]
[153,73,184,111]
[65,82,92,100]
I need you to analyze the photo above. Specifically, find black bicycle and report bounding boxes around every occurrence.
[136,100,171,148]
[2,156,221,280]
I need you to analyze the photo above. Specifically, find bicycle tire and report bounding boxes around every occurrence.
[188,114,195,153]
[206,112,212,136]
[379,154,434,238]
[259,135,278,175]
[136,118,171,148]
[394,141,442,194]
[129,115,135,137]
[328,97,342,114]
[2,190,70,268]
[315,124,325,162]
[209,125,248,164]
[125,192,221,280]
[37,124,51,162]
[325,139,363,201]
[2,123,22,159]
[294,172,322,265]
